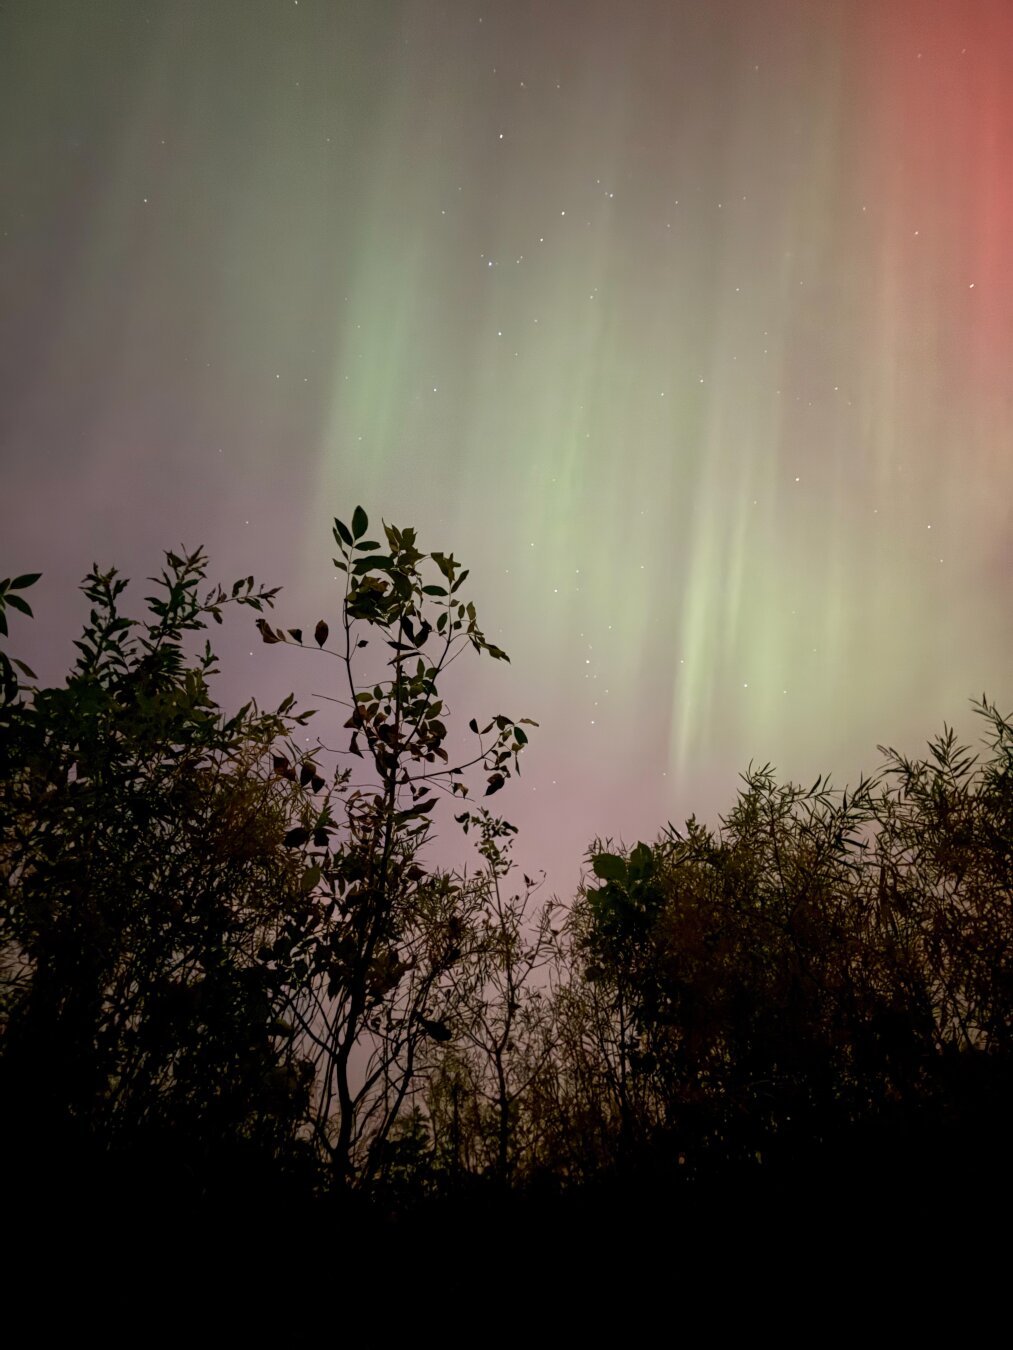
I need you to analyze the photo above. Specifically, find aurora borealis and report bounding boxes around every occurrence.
[2,0,1011,902]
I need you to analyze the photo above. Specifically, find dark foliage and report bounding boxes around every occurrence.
[2,513,1011,1239]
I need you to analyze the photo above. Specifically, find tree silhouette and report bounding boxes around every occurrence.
[545,708,1013,1205]
[2,510,1010,1237]
[0,552,322,1207]
[250,508,537,1187]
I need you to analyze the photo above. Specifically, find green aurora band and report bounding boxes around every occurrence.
[1,0,1010,898]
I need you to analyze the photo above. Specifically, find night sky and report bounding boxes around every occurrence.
[2,0,1011,903]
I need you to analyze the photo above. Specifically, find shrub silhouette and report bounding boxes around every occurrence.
[0,554,318,1206]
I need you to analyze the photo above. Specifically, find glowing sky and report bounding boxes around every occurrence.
[2,0,1011,902]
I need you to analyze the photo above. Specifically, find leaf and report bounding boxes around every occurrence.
[352,555,391,573]
[10,573,41,590]
[422,585,448,596]
[4,593,33,617]
[591,853,627,883]
[257,618,281,644]
[352,505,368,539]
[418,1015,453,1043]
[334,518,353,548]
[629,842,653,877]
[469,718,479,733]
[314,620,329,647]
[485,773,506,796]
[287,628,303,643]
[283,828,310,848]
